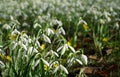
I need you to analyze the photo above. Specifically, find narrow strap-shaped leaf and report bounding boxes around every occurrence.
[40,59,45,77]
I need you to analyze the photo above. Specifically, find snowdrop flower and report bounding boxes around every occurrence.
[28,47,38,54]
[46,28,54,36]
[0,48,5,55]
[36,40,41,48]
[81,54,88,65]
[42,34,51,43]
[50,19,62,27]
[2,24,11,30]
[59,27,65,35]
[114,22,119,29]
[52,64,68,74]
[22,43,27,51]
[11,29,20,35]
[0,61,5,68]
[41,58,49,67]
[33,23,41,28]
[75,59,83,65]
[57,44,68,55]
[56,27,66,36]
[9,29,20,40]
[28,37,32,43]
[45,50,59,57]
[60,64,69,74]
[77,17,87,26]
[12,41,18,50]
[99,19,105,24]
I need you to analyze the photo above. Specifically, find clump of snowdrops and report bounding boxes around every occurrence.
[0,20,87,77]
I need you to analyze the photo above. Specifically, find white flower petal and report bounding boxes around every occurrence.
[22,43,27,51]
[57,46,63,52]
[0,61,5,68]
[68,46,75,53]
[11,29,20,35]
[34,48,38,53]
[34,60,40,68]
[60,64,69,74]
[43,34,51,43]
[61,44,68,55]
[46,28,54,36]
[59,27,65,35]
[41,58,49,66]
[12,42,18,50]
[81,54,88,65]
[53,52,59,57]
[2,24,11,30]
[45,51,51,57]
[33,23,41,28]
[76,59,83,65]
[53,66,59,74]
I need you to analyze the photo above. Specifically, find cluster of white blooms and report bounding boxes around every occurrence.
[0,0,119,29]
[0,0,119,76]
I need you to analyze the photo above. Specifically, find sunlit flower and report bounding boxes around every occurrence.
[9,34,17,40]
[41,44,45,50]
[9,29,20,40]
[102,38,108,42]
[44,64,48,71]
[52,28,56,33]
[53,64,59,68]
[67,41,71,46]
[83,24,89,31]
[5,56,11,61]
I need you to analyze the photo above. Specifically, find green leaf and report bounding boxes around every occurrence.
[40,59,45,77]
